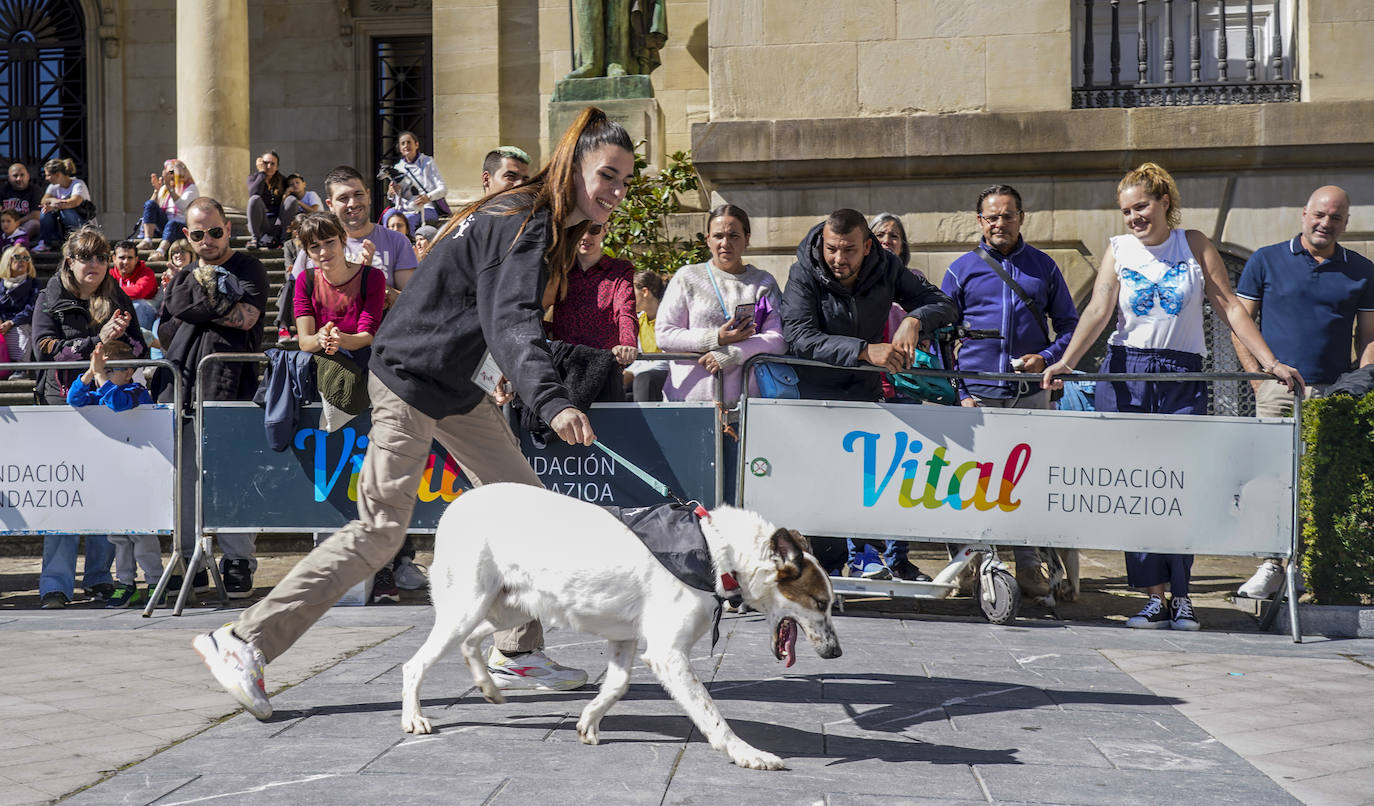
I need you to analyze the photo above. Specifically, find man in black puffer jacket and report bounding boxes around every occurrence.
[782,208,958,401]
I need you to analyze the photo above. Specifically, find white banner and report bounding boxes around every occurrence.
[0,406,176,534]
[741,400,1295,556]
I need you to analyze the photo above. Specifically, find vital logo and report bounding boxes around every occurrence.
[841,430,1031,511]
[294,427,466,504]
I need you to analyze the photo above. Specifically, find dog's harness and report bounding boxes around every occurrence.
[603,502,744,651]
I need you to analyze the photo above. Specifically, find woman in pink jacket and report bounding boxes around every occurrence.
[655,204,787,402]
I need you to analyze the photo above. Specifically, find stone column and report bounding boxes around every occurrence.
[433,0,503,205]
[176,0,250,210]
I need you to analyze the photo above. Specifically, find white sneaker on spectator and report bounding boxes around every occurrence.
[394,557,429,590]
[1237,561,1284,599]
[487,648,587,691]
[193,624,272,719]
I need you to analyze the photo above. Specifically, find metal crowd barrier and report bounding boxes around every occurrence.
[169,351,728,616]
[0,358,184,618]
[1,348,1306,642]
[738,353,1305,641]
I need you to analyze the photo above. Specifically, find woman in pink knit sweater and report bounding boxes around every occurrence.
[655,205,787,401]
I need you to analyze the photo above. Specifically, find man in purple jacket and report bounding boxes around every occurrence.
[941,184,1079,597]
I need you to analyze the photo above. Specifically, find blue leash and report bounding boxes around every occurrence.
[591,439,693,509]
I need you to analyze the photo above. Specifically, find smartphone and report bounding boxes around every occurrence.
[732,302,755,326]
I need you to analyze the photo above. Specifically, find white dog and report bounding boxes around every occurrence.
[400,483,842,770]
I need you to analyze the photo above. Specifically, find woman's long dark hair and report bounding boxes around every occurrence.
[434,106,633,301]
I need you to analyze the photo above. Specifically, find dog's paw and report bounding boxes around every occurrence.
[576,719,600,745]
[478,682,506,705]
[401,714,433,735]
[729,742,785,771]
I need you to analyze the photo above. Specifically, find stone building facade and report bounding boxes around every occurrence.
[1,0,708,237]
[692,0,1374,297]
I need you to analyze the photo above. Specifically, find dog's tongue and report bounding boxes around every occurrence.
[779,619,798,668]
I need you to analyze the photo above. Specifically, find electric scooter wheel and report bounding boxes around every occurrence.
[974,568,1020,625]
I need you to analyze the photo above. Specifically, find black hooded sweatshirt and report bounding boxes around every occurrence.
[370,199,574,425]
[781,221,959,401]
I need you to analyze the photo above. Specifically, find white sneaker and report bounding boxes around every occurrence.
[193,624,272,719]
[1237,561,1284,599]
[394,557,429,590]
[487,648,587,691]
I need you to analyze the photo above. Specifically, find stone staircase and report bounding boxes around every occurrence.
[0,210,294,405]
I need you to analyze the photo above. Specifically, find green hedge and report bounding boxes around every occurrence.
[1300,396,1374,605]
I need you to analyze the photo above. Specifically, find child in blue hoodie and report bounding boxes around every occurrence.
[68,341,161,607]
[66,339,153,411]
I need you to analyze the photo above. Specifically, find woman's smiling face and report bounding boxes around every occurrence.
[572,144,634,226]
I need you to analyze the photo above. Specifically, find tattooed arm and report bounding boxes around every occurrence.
[213,301,261,331]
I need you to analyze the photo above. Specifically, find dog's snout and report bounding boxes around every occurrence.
[819,643,842,659]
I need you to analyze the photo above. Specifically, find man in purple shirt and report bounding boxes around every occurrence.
[941,184,1080,599]
[294,166,419,299]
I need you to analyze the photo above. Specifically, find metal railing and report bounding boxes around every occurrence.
[1074,0,1299,108]
[167,351,729,615]
[737,354,1305,641]
[0,359,186,617]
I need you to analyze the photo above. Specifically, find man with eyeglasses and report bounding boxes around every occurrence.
[940,184,1080,600]
[154,196,270,599]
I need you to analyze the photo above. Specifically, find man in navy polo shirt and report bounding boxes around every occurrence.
[1231,185,1374,598]
[942,184,1080,599]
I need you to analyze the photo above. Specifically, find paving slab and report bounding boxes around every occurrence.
[2,549,1372,805]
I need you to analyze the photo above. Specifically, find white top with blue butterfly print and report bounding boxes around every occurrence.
[1106,228,1206,355]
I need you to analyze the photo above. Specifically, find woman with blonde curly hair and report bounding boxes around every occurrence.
[0,245,40,363]
[140,159,200,261]
[1042,162,1303,632]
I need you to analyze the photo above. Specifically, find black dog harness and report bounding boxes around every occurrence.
[604,502,743,649]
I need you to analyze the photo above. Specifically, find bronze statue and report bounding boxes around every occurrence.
[564,0,667,79]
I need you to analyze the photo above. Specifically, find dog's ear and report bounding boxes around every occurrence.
[786,529,812,554]
[770,528,806,579]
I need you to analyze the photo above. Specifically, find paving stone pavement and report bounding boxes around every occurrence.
[5,599,1369,806]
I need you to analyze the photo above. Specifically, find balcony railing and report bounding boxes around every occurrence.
[1073,0,1299,108]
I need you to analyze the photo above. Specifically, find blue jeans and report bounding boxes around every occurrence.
[846,538,907,568]
[141,200,184,243]
[39,534,115,599]
[39,208,86,247]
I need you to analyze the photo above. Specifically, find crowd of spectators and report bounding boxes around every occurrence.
[7,141,1370,633]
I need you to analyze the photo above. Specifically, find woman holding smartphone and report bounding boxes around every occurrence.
[655,204,787,401]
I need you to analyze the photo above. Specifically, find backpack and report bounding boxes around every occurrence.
[288,263,374,329]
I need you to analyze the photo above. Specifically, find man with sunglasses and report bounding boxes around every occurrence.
[155,196,270,598]
[940,184,1080,600]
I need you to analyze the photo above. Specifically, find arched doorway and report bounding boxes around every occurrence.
[0,0,87,176]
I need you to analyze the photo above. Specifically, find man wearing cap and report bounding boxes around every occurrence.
[414,224,438,260]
